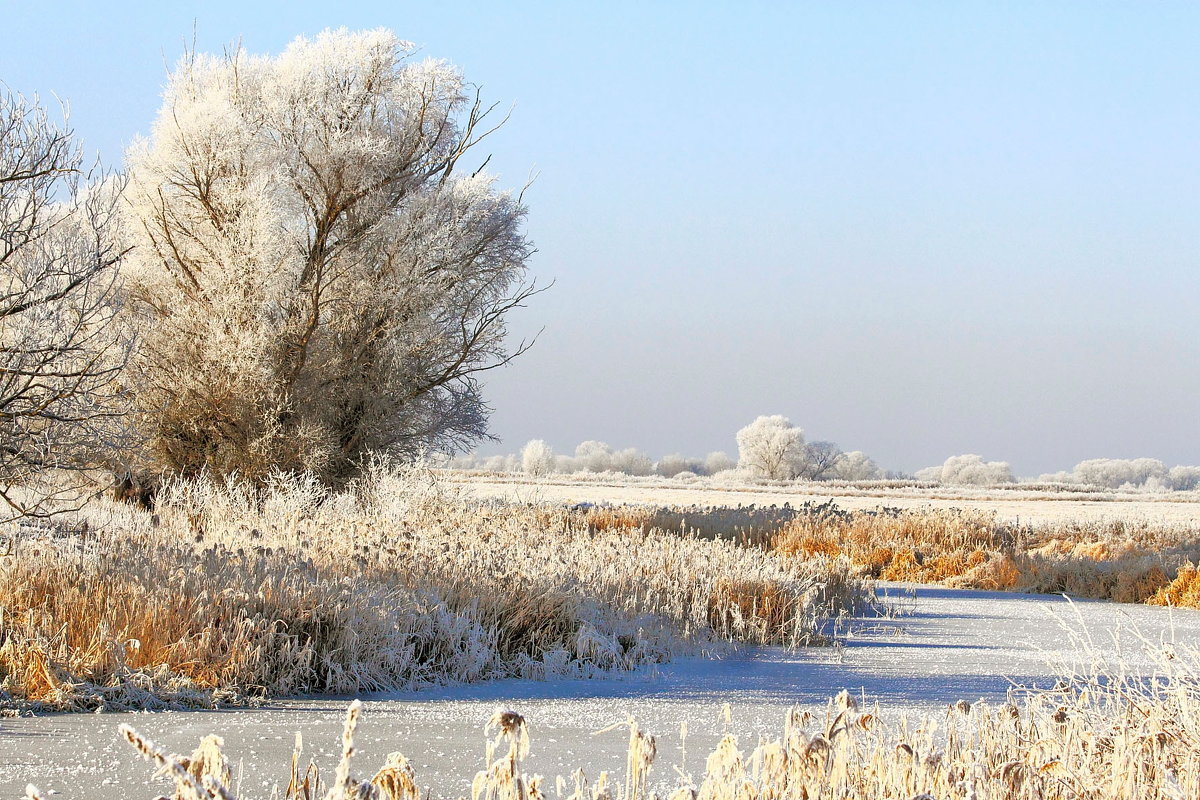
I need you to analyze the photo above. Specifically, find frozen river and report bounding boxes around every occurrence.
[4,585,1199,799]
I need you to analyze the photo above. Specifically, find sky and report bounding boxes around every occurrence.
[4,2,1198,476]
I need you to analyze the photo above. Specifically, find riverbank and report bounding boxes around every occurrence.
[6,584,1197,798]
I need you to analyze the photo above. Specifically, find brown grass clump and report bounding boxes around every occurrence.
[89,640,1200,800]
[1149,561,1200,608]
[0,467,861,712]
[766,504,1200,607]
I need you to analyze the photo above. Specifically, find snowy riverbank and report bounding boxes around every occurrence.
[4,584,1197,798]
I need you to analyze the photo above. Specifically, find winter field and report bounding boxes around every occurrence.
[443,470,1200,526]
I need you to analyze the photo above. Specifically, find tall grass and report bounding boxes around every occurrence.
[565,500,1200,607]
[765,504,1200,606]
[0,466,861,712]
[73,637,1200,800]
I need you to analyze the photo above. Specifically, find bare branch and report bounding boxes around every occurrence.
[0,88,135,521]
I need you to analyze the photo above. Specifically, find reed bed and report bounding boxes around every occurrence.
[765,504,1200,606]
[63,637,1200,800]
[562,499,1200,607]
[0,467,861,713]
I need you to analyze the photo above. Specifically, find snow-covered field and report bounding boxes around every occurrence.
[448,473,1200,525]
[4,585,1197,799]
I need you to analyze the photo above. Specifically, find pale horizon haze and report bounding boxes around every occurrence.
[4,2,1198,476]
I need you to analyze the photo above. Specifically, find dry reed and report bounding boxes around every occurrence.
[767,504,1200,606]
[565,499,1200,607]
[0,466,860,713]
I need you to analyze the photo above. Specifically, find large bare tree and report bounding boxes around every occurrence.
[0,90,131,519]
[122,29,539,485]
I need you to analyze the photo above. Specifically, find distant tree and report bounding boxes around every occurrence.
[574,440,614,472]
[1169,465,1200,491]
[0,90,132,519]
[520,439,555,476]
[1072,458,1168,490]
[703,451,735,475]
[799,440,844,481]
[832,451,881,481]
[609,447,653,476]
[655,453,699,478]
[478,453,520,472]
[918,454,1013,486]
[121,29,538,485]
[736,415,806,480]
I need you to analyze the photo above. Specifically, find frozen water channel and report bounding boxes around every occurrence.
[4,585,1200,798]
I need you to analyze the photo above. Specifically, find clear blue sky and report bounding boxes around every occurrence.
[5,2,1198,475]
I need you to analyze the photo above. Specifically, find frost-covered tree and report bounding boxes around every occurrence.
[703,451,735,475]
[1071,458,1168,490]
[832,451,881,481]
[1169,465,1200,491]
[1036,458,1199,491]
[917,454,1014,486]
[121,29,537,484]
[609,447,653,476]
[655,453,700,478]
[798,440,844,481]
[0,90,132,518]
[520,439,554,476]
[736,415,806,480]
[480,453,519,472]
[573,440,614,473]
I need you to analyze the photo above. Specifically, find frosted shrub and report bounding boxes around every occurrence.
[918,454,1014,486]
[520,440,555,476]
[736,415,806,481]
[261,469,329,519]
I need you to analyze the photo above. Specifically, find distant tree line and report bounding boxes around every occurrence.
[449,415,883,483]
[453,418,1200,494]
